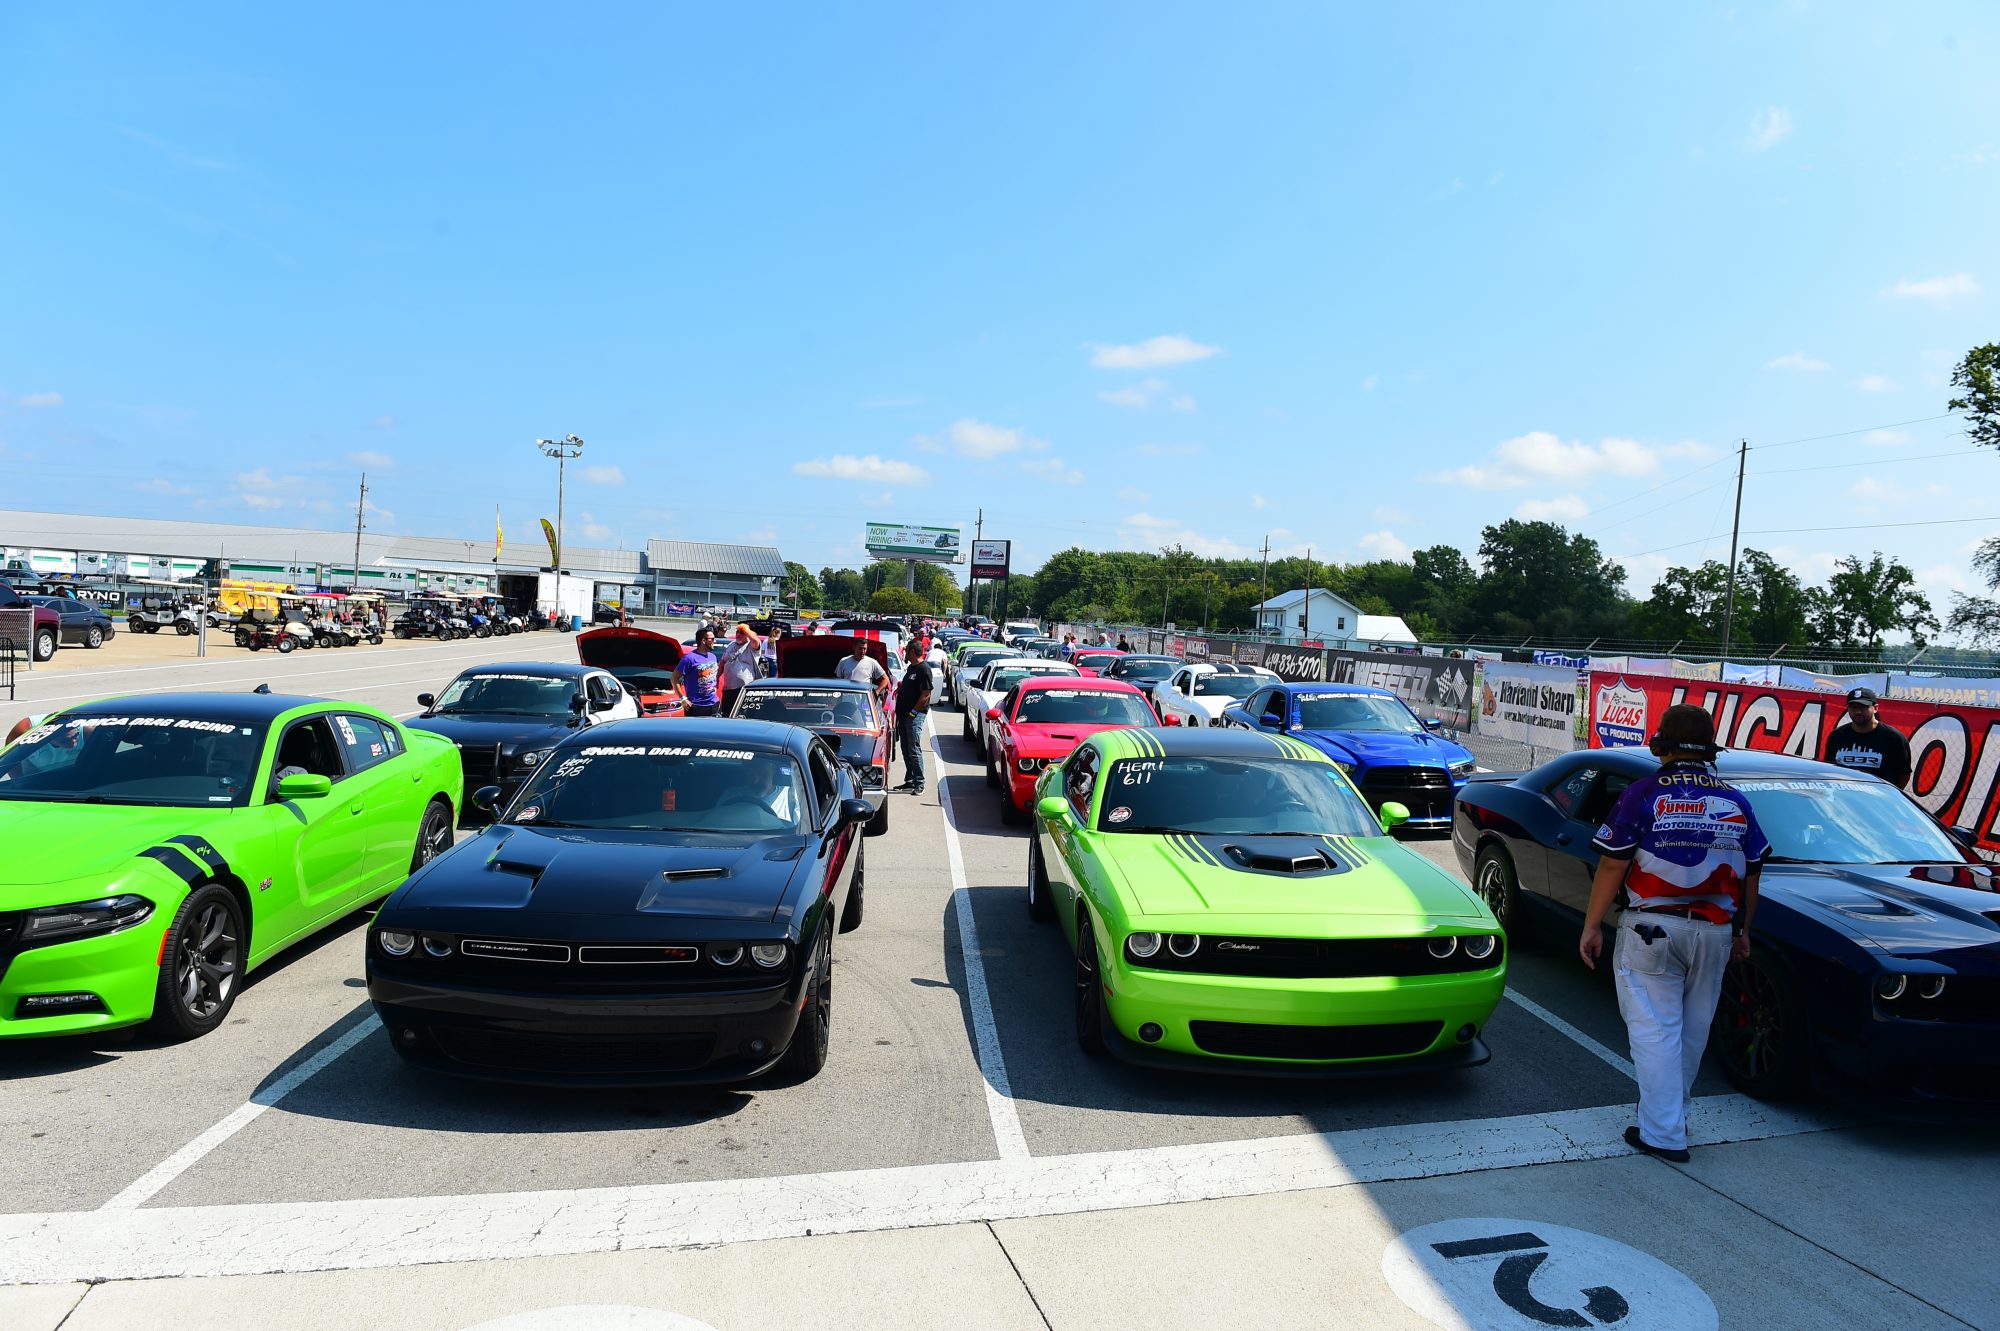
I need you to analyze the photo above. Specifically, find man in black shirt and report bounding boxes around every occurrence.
[893,656,933,794]
[1823,687,1911,789]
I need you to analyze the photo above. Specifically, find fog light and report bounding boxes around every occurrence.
[1875,974,1908,1001]
[1456,1024,1477,1043]
[748,1038,770,1055]
[422,936,452,958]
[1138,1022,1164,1043]
[1167,934,1200,958]
[378,931,416,957]
[399,1027,420,1045]
[1427,936,1459,959]
[16,992,104,1016]
[1127,932,1162,959]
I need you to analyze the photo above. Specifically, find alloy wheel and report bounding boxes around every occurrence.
[177,902,240,1020]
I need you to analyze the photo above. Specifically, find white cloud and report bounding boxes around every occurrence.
[1765,352,1829,372]
[1360,375,1379,392]
[1098,378,1169,409]
[241,493,286,510]
[1169,394,1197,413]
[363,497,395,527]
[1746,107,1793,152]
[913,418,1046,459]
[1956,147,1998,165]
[1116,485,1151,503]
[1136,442,1204,458]
[1250,494,1266,508]
[17,392,62,408]
[1514,494,1592,523]
[581,464,626,485]
[135,478,194,496]
[1114,513,1281,561]
[1357,530,1412,560]
[1867,430,1911,446]
[576,512,615,542]
[1848,476,1949,508]
[1854,374,1899,393]
[1087,335,1222,370]
[861,490,895,508]
[792,454,932,485]
[1886,273,1980,301]
[368,413,397,430]
[346,450,395,469]
[1427,431,1710,490]
[1021,457,1085,485]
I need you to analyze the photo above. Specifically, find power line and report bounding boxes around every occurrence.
[1752,446,1985,477]
[1626,512,2000,560]
[1755,412,1958,451]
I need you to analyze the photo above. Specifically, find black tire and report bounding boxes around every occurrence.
[175,620,194,636]
[85,626,104,649]
[1027,835,1055,922]
[410,798,454,874]
[393,626,409,639]
[984,749,1000,789]
[1473,843,1527,942]
[368,632,383,646]
[1073,914,1108,1057]
[839,844,866,932]
[247,639,262,652]
[961,711,973,742]
[780,926,832,1079]
[149,884,244,1040]
[867,797,889,837]
[1712,944,1813,1100]
[33,627,56,661]
[999,790,1026,825]
[277,635,296,654]
[235,630,251,647]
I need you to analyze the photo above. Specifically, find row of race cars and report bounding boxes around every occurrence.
[0,618,1995,1118]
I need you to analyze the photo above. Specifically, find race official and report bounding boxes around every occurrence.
[718,623,764,715]
[893,656,933,794]
[1822,687,1911,789]
[1581,704,1766,1164]
[678,627,723,717]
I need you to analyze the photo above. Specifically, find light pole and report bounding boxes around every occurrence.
[535,434,585,577]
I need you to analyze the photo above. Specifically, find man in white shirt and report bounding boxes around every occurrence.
[834,637,890,701]
[719,623,764,716]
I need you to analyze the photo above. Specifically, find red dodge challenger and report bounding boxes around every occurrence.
[982,675,1160,823]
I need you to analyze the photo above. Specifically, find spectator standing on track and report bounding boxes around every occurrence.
[893,654,933,795]
[1580,704,1766,1164]
[1822,687,1911,789]
[834,636,890,704]
[718,623,764,715]
[1116,633,1133,653]
[678,627,723,717]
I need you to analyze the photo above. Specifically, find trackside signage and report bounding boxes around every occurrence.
[1480,662,1586,750]
[1588,671,2000,861]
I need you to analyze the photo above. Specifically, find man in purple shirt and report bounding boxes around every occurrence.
[1581,704,1767,1163]
[677,626,723,717]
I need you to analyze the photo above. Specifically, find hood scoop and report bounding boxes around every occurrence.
[661,866,725,882]
[1210,836,1348,876]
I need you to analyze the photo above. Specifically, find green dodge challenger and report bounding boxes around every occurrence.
[1029,727,1505,1073]
[0,692,461,1040]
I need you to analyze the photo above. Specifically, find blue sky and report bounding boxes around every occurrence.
[2,3,1996,613]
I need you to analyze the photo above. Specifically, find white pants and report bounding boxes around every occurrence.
[1612,912,1732,1151]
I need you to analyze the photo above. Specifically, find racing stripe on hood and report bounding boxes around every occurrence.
[1170,832,1225,867]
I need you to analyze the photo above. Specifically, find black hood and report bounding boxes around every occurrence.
[822,730,880,768]
[1764,860,2000,960]
[407,712,577,756]
[399,824,808,923]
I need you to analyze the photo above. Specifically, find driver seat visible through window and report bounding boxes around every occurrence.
[273,719,342,784]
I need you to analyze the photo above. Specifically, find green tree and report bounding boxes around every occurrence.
[868,586,930,615]
[1949,343,2000,453]
[1632,560,1737,647]
[783,561,822,609]
[1947,537,2000,646]
[1734,550,1811,652]
[818,566,868,611]
[1410,544,1477,636]
[1808,552,1939,652]
[1472,520,1630,640]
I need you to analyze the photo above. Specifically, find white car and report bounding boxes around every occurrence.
[945,644,1015,707]
[1151,662,1278,728]
[960,658,1080,746]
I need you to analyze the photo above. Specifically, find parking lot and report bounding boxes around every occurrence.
[3,638,1997,1330]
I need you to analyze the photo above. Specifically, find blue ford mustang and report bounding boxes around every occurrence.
[1454,746,2000,1120]
[1221,682,1475,830]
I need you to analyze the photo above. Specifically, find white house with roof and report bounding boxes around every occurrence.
[1252,588,1422,648]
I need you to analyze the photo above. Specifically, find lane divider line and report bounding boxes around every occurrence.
[98,1014,383,1212]
[1502,989,1638,1081]
[931,724,1031,1163]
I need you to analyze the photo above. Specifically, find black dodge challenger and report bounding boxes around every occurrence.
[1454,746,2000,1119]
[367,718,880,1086]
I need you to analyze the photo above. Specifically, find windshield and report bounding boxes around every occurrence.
[1295,693,1422,734]
[510,743,808,833]
[734,688,876,729]
[1014,690,1155,726]
[1112,658,1178,681]
[1096,757,1379,837]
[1194,673,1264,699]
[434,673,579,716]
[1736,778,1964,865]
[987,666,1074,692]
[0,714,268,808]
[1073,653,1121,671]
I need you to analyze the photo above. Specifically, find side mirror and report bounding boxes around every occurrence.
[1162,713,1181,726]
[1037,795,1072,823]
[591,696,616,712]
[1945,824,1979,852]
[1379,801,1411,833]
[840,797,874,826]
[985,707,1003,721]
[1423,717,1442,732]
[416,693,435,710]
[472,784,503,811]
[1264,710,1288,731]
[570,694,589,713]
[276,773,332,801]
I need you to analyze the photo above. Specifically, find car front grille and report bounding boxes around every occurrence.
[386,935,786,995]
[456,741,504,789]
[1188,1019,1444,1060]
[430,1027,716,1076]
[1133,935,1503,979]
[1362,765,1451,791]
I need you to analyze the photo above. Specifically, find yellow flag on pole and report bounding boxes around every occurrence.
[494,506,503,563]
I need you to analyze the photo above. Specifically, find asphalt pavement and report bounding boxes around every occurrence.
[3,634,1996,1330]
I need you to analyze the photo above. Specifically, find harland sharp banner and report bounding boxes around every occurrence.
[1589,672,2000,860]
[1478,662,1586,751]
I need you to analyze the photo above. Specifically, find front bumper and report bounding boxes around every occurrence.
[0,918,171,1037]
[368,970,810,1087]
[1814,1011,2000,1122]
[1101,961,1504,1073]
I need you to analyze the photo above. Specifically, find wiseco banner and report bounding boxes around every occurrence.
[1588,672,2000,859]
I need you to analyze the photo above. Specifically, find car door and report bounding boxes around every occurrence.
[261,714,369,944]
[584,671,636,723]
[1158,670,1189,723]
[331,713,419,897]
[1046,746,1100,935]
[62,599,94,641]
[808,742,859,919]
[1538,767,1635,915]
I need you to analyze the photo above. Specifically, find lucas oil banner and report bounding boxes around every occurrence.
[1589,672,2000,860]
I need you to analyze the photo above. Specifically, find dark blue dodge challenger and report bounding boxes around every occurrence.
[367,719,881,1087]
[1454,747,2000,1119]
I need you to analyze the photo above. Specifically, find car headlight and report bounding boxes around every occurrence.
[1874,974,1907,1001]
[864,764,886,786]
[1127,932,1163,959]
[1450,760,1476,778]
[422,936,454,958]
[19,895,154,945]
[1167,933,1200,958]
[1333,761,1357,778]
[750,943,788,968]
[710,944,744,967]
[1427,936,1460,959]
[1917,975,1947,1000]
[1016,758,1045,774]
[1462,934,1498,961]
[516,749,551,768]
[377,930,417,957]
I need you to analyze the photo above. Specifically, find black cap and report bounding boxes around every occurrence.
[1650,703,1724,758]
[1846,687,1879,705]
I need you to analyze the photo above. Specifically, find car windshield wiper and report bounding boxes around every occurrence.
[1761,854,1819,864]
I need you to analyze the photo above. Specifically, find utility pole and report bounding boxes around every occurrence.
[351,473,367,592]
[1719,438,1748,661]
[1303,547,1313,643]
[971,508,983,617]
[536,434,585,577]
[1259,534,1271,636]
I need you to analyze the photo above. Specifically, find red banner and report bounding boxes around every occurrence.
[1588,672,2000,860]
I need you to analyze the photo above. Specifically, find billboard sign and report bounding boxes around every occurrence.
[865,523,963,561]
[970,539,1010,580]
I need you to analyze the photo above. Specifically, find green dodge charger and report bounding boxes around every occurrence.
[0,692,461,1040]
[1028,727,1505,1073]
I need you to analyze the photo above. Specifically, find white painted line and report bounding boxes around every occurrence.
[97,1015,383,1212]
[1,1095,1841,1284]
[1504,989,1638,1081]
[931,726,1030,1163]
